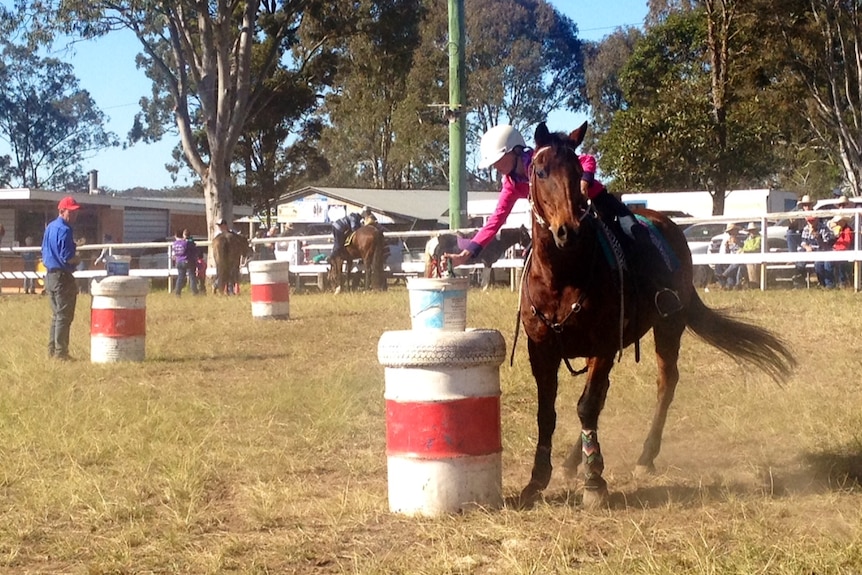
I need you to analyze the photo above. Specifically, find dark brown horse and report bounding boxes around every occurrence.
[518,122,796,508]
[328,225,386,292]
[212,231,251,295]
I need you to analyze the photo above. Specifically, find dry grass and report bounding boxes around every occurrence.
[1,284,861,574]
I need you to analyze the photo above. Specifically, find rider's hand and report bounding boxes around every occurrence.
[442,250,471,269]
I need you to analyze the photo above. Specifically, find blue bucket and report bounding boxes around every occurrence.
[406,277,469,331]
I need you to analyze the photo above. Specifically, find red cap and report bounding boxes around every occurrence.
[58,196,81,211]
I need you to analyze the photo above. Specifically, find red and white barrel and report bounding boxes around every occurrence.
[248,260,291,320]
[377,329,506,516]
[90,276,149,363]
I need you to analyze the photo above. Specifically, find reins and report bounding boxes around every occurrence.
[511,244,590,376]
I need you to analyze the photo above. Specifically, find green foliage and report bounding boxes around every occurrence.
[319,0,428,188]
[321,0,586,189]
[600,5,782,210]
[581,28,642,139]
[0,41,118,189]
[467,0,585,147]
[601,10,712,192]
[232,35,333,218]
[758,0,862,196]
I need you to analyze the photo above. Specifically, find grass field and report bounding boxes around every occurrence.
[1,284,861,574]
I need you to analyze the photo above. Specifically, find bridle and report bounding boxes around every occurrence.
[529,144,591,229]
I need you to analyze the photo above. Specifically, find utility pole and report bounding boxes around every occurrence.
[448,0,467,229]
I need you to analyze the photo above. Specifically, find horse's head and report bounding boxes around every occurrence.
[530,121,588,250]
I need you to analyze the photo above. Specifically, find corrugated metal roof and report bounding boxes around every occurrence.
[0,188,254,216]
[280,186,501,224]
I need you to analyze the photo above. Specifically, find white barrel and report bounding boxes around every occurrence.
[90,276,149,363]
[406,276,469,331]
[248,260,291,320]
[378,329,506,516]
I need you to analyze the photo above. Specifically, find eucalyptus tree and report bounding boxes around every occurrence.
[0,41,117,189]
[17,1,356,238]
[319,0,425,188]
[317,0,584,189]
[581,27,642,138]
[466,0,585,158]
[230,26,333,224]
[232,67,330,226]
[600,2,780,214]
[764,0,862,197]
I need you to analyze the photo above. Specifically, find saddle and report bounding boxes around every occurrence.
[595,213,682,318]
[596,214,678,275]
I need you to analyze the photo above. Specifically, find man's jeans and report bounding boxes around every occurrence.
[46,270,78,357]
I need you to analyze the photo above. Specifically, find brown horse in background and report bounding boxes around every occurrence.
[517,122,796,508]
[212,231,251,295]
[328,225,386,292]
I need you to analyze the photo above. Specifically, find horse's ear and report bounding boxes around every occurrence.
[534,122,551,148]
[569,121,588,148]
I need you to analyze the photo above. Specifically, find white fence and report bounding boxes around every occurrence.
[2,208,861,292]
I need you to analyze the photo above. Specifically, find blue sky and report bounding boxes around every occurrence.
[54,1,648,190]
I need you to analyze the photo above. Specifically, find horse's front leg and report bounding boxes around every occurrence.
[520,338,561,506]
[577,356,614,509]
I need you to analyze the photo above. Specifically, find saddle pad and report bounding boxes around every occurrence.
[596,215,680,273]
[635,214,680,272]
[345,231,356,247]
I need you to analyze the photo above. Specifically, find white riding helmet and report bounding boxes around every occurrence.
[478,125,526,169]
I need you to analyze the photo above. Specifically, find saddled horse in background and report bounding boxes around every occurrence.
[424,225,530,288]
[212,231,252,295]
[517,122,796,508]
[328,224,386,293]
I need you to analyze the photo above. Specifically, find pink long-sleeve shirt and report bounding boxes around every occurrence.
[579,153,605,199]
[465,150,603,257]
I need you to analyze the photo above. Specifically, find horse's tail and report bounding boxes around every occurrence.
[424,236,439,278]
[685,290,796,384]
[373,233,386,290]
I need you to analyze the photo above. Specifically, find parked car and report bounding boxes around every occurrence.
[684,222,745,256]
[683,222,745,287]
[706,221,788,255]
[684,221,789,287]
[812,197,862,211]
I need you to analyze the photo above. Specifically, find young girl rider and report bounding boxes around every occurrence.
[442,123,680,316]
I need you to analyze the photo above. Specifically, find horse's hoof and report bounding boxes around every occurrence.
[581,484,609,510]
[517,483,543,509]
[634,463,656,478]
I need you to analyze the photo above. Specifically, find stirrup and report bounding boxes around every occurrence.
[655,288,682,318]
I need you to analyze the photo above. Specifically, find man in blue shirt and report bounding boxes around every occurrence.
[41,196,82,360]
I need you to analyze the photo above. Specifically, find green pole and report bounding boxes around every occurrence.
[448,0,467,230]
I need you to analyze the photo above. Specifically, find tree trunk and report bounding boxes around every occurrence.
[204,166,234,240]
